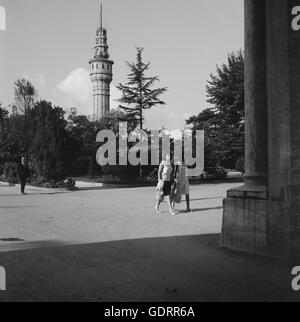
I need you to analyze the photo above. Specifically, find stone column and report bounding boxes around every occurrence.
[244,0,268,188]
[227,0,268,199]
[222,0,296,259]
[265,0,290,201]
[221,0,270,255]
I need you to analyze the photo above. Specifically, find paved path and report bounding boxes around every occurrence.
[0,183,298,301]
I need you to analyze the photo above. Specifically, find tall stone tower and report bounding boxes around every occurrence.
[89,5,114,121]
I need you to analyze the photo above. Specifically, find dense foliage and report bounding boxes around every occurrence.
[0,50,245,185]
[186,51,245,170]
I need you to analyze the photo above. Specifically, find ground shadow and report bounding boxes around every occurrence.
[0,233,297,302]
[0,205,38,209]
[0,238,25,242]
[170,206,223,214]
[0,191,71,197]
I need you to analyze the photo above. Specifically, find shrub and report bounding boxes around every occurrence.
[64,178,76,189]
[29,176,46,186]
[4,162,19,184]
[29,177,76,190]
[205,166,228,179]
[214,167,228,179]
[99,175,121,184]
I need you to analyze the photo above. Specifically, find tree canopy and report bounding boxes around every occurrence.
[186,51,245,170]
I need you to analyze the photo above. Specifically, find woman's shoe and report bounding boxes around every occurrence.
[169,209,176,216]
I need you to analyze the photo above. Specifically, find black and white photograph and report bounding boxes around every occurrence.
[0,0,300,306]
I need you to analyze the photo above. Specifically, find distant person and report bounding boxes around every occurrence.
[155,153,176,215]
[17,157,29,195]
[174,161,191,212]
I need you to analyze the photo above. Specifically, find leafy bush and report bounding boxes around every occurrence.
[30,177,76,190]
[64,178,76,189]
[214,167,228,179]
[29,176,46,186]
[205,166,228,179]
[4,162,19,184]
[99,175,121,184]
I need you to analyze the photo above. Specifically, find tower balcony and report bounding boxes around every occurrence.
[90,73,113,83]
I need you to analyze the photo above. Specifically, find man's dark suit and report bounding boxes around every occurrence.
[17,163,29,194]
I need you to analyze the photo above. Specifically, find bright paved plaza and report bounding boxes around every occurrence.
[0,182,298,301]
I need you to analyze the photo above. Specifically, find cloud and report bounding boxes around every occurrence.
[57,68,92,113]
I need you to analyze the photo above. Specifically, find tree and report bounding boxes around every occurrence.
[0,104,9,138]
[66,109,138,177]
[186,51,245,170]
[0,104,10,162]
[28,100,67,181]
[117,47,167,180]
[116,47,167,130]
[14,79,37,161]
[95,109,142,180]
[206,51,244,125]
[66,114,98,177]
[14,79,37,114]
[0,104,24,163]
[97,109,138,133]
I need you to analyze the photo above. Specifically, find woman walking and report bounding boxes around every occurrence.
[174,161,191,212]
[155,153,176,215]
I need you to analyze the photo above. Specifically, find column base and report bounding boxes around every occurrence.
[221,197,290,260]
[227,183,268,200]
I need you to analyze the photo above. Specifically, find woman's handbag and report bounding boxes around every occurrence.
[156,180,164,201]
[172,183,182,203]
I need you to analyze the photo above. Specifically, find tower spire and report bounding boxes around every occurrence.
[100,3,103,29]
[89,3,114,120]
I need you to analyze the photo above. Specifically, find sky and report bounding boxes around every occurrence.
[0,0,244,130]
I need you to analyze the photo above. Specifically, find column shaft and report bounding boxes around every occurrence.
[244,0,268,187]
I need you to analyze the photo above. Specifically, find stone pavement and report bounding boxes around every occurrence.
[0,183,298,301]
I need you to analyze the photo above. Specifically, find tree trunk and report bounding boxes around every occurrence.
[139,105,143,181]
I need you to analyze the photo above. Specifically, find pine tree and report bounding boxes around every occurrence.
[116,47,167,130]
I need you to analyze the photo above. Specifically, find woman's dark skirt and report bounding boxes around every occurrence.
[163,181,172,196]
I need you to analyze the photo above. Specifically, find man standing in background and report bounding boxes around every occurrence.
[17,157,29,195]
